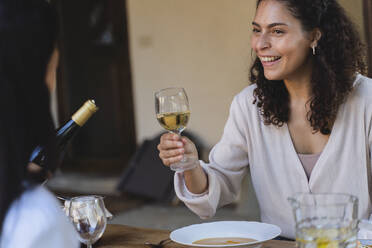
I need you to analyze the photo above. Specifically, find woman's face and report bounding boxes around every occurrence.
[251,0,313,81]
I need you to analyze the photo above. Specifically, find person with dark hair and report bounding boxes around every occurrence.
[0,0,79,247]
[157,0,372,239]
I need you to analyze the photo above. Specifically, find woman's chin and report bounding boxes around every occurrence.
[264,72,283,81]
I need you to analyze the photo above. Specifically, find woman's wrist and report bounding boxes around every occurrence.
[182,159,199,172]
[179,157,199,172]
[183,161,208,194]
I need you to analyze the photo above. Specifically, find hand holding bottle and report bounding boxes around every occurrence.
[28,100,98,183]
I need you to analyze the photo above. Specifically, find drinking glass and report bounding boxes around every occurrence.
[288,193,358,248]
[68,195,107,248]
[155,87,195,171]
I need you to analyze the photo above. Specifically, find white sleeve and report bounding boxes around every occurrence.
[26,220,80,248]
[3,207,80,248]
[177,172,209,199]
[174,95,249,218]
[0,187,80,248]
[358,97,372,239]
[359,105,372,239]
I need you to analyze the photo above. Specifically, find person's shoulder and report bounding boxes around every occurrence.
[2,186,78,248]
[21,186,61,215]
[6,186,68,232]
[232,84,257,107]
[353,74,372,101]
[22,187,79,247]
[235,84,257,98]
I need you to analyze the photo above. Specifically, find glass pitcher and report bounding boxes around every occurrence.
[288,193,359,248]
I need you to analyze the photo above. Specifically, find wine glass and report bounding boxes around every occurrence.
[155,87,195,171]
[68,195,107,248]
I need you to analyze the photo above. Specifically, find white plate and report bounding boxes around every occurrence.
[170,221,281,247]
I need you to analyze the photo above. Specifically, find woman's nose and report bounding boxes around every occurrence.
[255,34,271,51]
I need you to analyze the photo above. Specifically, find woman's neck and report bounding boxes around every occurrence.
[284,78,311,103]
[284,59,313,103]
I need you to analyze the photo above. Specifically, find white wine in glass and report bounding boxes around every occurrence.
[155,87,195,171]
[157,111,190,133]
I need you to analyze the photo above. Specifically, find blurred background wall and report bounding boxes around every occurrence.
[50,0,367,178]
[127,0,366,150]
[48,0,368,212]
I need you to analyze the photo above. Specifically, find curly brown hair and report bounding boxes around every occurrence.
[251,0,367,134]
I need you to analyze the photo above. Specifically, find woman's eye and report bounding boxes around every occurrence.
[273,29,284,34]
[252,28,260,33]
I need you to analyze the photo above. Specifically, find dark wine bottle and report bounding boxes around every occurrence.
[29,99,99,168]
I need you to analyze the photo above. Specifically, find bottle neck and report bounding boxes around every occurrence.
[71,100,98,126]
[56,119,79,147]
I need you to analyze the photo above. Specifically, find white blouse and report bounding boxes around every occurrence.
[0,186,79,248]
[174,74,372,239]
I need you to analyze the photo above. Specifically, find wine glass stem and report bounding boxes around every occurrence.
[171,131,187,163]
[170,130,181,135]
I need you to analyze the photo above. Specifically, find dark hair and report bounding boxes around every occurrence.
[0,0,58,234]
[251,0,367,134]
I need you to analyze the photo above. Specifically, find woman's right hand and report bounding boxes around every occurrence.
[158,133,208,194]
[157,133,199,167]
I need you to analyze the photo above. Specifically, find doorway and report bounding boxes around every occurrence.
[54,0,136,175]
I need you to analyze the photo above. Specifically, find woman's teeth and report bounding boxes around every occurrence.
[260,56,281,62]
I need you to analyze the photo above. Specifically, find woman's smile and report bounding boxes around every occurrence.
[258,55,282,67]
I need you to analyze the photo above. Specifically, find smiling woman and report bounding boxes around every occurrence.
[156,0,372,240]
[251,0,366,135]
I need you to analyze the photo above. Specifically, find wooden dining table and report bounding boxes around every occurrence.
[95,224,296,248]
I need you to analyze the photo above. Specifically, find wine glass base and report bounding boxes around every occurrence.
[170,159,197,172]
